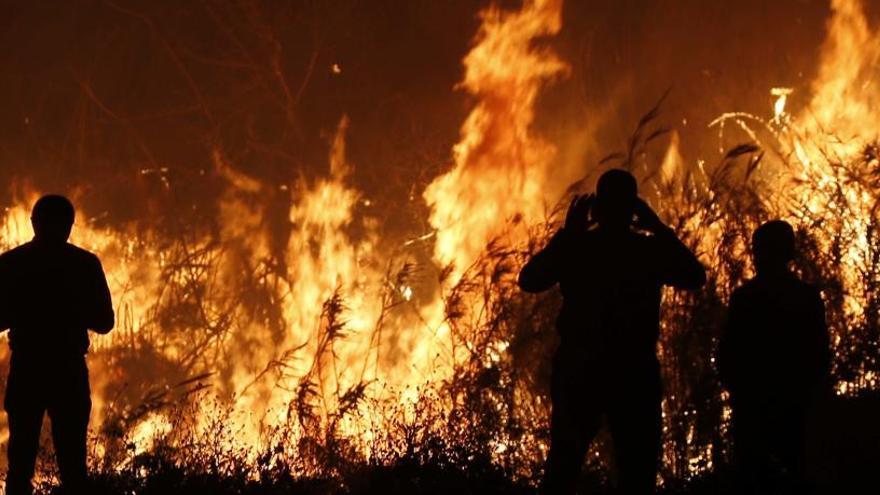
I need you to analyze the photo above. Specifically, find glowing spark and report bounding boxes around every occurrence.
[400,285,413,301]
[771,87,793,123]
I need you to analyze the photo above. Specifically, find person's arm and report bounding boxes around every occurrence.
[0,254,10,332]
[518,195,593,293]
[653,227,707,289]
[87,255,114,334]
[634,198,706,290]
[518,228,569,293]
[717,290,745,393]
[807,287,831,386]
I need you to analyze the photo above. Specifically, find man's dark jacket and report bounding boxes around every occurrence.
[0,240,114,356]
[519,226,705,371]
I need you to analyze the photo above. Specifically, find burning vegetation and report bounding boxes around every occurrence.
[0,0,879,493]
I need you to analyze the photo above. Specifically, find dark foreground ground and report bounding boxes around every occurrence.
[29,460,878,495]
[27,391,880,494]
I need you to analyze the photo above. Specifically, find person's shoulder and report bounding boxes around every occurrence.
[0,242,29,256]
[0,241,34,262]
[65,243,102,265]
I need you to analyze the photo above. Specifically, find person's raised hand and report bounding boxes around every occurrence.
[633,197,665,233]
[564,194,595,232]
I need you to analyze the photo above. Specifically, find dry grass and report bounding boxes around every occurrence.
[19,106,880,494]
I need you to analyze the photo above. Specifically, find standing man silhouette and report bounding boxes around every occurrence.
[519,169,705,494]
[718,220,830,493]
[0,195,114,495]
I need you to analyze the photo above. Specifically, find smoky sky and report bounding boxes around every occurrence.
[0,0,870,239]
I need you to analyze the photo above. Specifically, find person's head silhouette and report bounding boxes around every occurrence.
[31,194,75,243]
[752,220,795,276]
[594,169,637,231]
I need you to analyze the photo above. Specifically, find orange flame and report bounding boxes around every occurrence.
[424,0,568,285]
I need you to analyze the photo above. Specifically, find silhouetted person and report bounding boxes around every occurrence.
[0,195,114,495]
[519,169,706,495]
[718,220,830,493]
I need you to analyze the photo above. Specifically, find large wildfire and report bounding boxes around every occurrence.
[0,0,879,489]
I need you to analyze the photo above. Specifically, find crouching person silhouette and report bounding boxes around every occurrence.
[0,195,114,495]
[718,220,830,493]
[519,169,706,495]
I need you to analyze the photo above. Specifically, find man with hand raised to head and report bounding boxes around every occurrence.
[0,195,114,495]
[519,169,706,495]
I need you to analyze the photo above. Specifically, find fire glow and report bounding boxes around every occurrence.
[0,0,878,487]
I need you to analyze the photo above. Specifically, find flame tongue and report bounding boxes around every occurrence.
[424,0,568,285]
[782,0,880,324]
[803,0,880,154]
